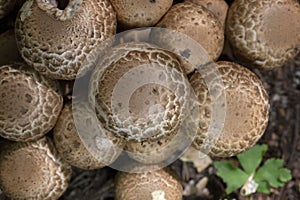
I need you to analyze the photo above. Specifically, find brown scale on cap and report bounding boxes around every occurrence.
[0,64,63,142]
[185,0,228,29]
[156,2,224,62]
[0,0,16,19]
[190,61,269,157]
[15,0,116,80]
[89,42,190,142]
[226,0,300,70]
[53,102,125,170]
[110,0,173,28]
[0,137,72,200]
[115,167,183,200]
[0,30,23,66]
[125,131,181,164]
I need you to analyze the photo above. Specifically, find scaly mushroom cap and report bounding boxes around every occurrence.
[190,61,269,157]
[115,168,183,200]
[0,0,16,19]
[0,64,63,142]
[36,0,83,21]
[125,131,181,164]
[185,0,228,29]
[0,137,72,200]
[89,42,190,142]
[15,0,116,80]
[0,30,22,65]
[110,0,173,28]
[53,102,125,170]
[226,0,300,70]
[156,2,224,61]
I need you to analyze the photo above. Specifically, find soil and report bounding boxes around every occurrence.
[0,0,299,200]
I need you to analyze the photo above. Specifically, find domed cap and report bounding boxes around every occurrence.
[115,167,183,200]
[0,137,72,199]
[190,61,269,157]
[110,0,173,28]
[53,102,125,170]
[15,0,116,80]
[156,2,224,61]
[226,0,300,70]
[0,64,63,142]
[185,0,228,29]
[89,42,191,142]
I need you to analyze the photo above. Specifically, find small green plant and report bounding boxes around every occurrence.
[214,144,292,196]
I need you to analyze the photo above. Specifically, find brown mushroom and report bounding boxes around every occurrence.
[53,102,125,170]
[185,0,228,29]
[115,167,183,200]
[0,137,72,199]
[226,0,300,70]
[15,0,117,80]
[190,61,269,157]
[110,0,173,28]
[0,64,63,142]
[89,42,190,142]
[156,2,224,62]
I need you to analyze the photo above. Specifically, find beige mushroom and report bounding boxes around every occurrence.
[185,0,228,29]
[190,61,269,157]
[0,64,63,142]
[89,42,190,143]
[0,137,72,200]
[125,129,182,164]
[156,2,224,62]
[115,167,183,200]
[0,30,22,65]
[226,0,300,70]
[0,0,16,19]
[110,0,173,28]
[53,102,125,170]
[15,0,116,80]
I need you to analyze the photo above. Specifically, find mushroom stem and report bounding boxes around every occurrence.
[35,0,82,21]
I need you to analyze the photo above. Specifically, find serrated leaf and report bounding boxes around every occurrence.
[254,158,291,189]
[237,144,268,175]
[214,161,248,194]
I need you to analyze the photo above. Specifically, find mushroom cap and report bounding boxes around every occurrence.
[125,130,181,164]
[0,137,72,199]
[156,2,224,62]
[226,0,300,70]
[110,0,173,28]
[53,102,125,170]
[0,64,63,142]
[0,30,22,65]
[115,168,183,200]
[15,0,116,80]
[36,0,83,21]
[185,0,228,29]
[89,42,191,142]
[0,0,16,19]
[190,61,269,157]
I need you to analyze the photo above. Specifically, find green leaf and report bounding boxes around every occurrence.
[214,161,248,194]
[237,144,268,175]
[254,158,291,189]
[279,168,292,182]
[256,180,270,194]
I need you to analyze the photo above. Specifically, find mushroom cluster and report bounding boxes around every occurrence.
[0,0,299,199]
